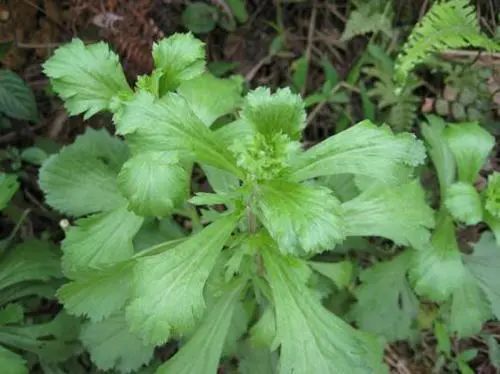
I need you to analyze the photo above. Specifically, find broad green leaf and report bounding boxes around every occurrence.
[410,214,465,301]
[484,211,500,246]
[485,172,500,219]
[116,92,241,176]
[126,213,240,345]
[444,122,494,184]
[262,247,385,374]
[249,307,276,348]
[0,173,19,210]
[43,39,131,119]
[61,206,143,275]
[487,335,500,370]
[464,232,500,319]
[290,120,425,183]
[0,240,61,290]
[117,152,189,216]
[156,280,244,374]
[213,118,255,149]
[241,87,305,140]
[57,261,134,322]
[255,180,346,255]
[350,251,419,341]
[238,341,277,374]
[178,73,242,126]
[342,181,434,250]
[181,2,218,34]
[39,128,128,216]
[0,70,38,122]
[0,304,23,325]
[309,260,353,289]
[152,33,205,93]
[421,115,455,199]
[0,345,27,374]
[81,313,155,373]
[444,182,482,225]
[448,269,490,338]
[0,313,79,363]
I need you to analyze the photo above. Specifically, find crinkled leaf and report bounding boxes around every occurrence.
[421,115,455,199]
[0,240,61,290]
[39,128,128,216]
[255,180,346,255]
[57,261,134,322]
[118,152,189,216]
[464,232,500,319]
[116,92,241,176]
[156,280,244,374]
[350,251,419,341]
[61,206,143,275]
[410,214,465,301]
[485,172,500,219]
[444,122,494,184]
[448,269,490,338]
[126,213,240,345]
[290,120,425,183]
[0,346,27,374]
[178,73,243,126]
[43,39,131,118]
[241,87,306,140]
[0,173,19,210]
[342,181,434,250]
[262,247,385,373]
[444,182,482,225]
[152,33,205,93]
[0,70,38,122]
[81,313,155,373]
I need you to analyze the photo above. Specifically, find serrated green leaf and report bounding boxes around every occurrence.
[262,247,385,373]
[0,345,27,374]
[410,214,465,301]
[485,172,500,219]
[421,115,456,199]
[39,128,128,217]
[152,33,205,93]
[116,92,241,176]
[444,182,482,225]
[342,181,435,249]
[309,260,353,289]
[57,261,134,322]
[484,211,500,246]
[117,152,189,216]
[464,232,500,319]
[81,313,155,373]
[0,240,61,290]
[156,280,244,374]
[444,122,494,184]
[350,251,419,341]
[126,213,240,345]
[177,73,242,126]
[61,206,143,275]
[341,6,392,41]
[0,70,38,122]
[43,39,131,119]
[0,173,19,210]
[448,269,490,338]
[290,120,425,184]
[241,87,305,140]
[255,180,346,255]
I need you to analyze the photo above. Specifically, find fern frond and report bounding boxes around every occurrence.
[341,5,392,41]
[395,0,500,85]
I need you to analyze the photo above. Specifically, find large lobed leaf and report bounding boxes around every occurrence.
[43,39,131,118]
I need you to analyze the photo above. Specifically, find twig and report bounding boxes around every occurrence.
[245,55,272,82]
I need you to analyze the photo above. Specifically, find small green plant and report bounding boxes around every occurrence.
[40,32,439,372]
